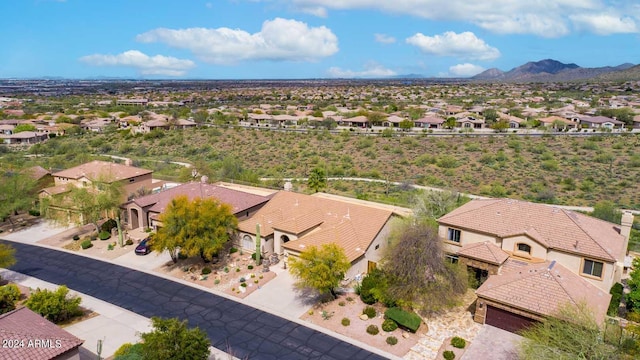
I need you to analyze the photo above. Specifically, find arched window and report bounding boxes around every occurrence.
[281,235,290,243]
[517,243,531,254]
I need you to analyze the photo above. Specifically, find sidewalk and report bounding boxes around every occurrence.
[0,269,237,360]
[2,221,398,360]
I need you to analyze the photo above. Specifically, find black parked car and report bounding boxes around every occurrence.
[135,238,152,255]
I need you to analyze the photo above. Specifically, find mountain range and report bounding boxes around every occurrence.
[472,59,638,82]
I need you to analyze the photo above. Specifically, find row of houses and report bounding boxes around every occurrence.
[37,160,634,334]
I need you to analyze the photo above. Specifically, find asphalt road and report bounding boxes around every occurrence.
[2,240,387,360]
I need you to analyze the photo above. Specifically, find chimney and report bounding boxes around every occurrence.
[621,211,634,258]
[124,158,133,166]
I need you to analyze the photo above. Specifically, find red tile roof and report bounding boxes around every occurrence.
[476,259,611,324]
[439,199,625,262]
[53,160,152,182]
[457,241,509,265]
[239,191,393,262]
[0,307,84,360]
[130,182,269,216]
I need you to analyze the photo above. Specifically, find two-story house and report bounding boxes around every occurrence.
[438,198,632,333]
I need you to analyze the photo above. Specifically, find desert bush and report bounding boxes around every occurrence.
[451,336,466,349]
[72,235,80,241]
[125,239,134,246]
[338,301,345,307]
[341,317,350,326]
[98,231,111,240]
[385,307,421,333]
[81,240,93,249]
[382,318,398,332]
[100,219,117,233]
[25,286,82,324]
[28,209,40,216]
[248,265,254,270]
[386,336,398,345]
[0,284,21,314]
[366,324,380,335]
[443,350,455,360]
[201,267,212,275]
[363,306,377,318]
[229,247,238,254]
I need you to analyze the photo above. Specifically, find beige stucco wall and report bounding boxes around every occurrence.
[274,230,299,254]
[502,235,547,259]
[439,225,497,254]
[547,250,614,292]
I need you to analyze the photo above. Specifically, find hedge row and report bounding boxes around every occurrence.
[384,307,421,333]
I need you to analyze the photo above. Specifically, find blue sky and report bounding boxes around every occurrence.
[1,0,639,79]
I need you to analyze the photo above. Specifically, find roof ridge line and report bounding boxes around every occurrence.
[560,208,615,261]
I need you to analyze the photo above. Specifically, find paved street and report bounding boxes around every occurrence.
[2,240,388,360]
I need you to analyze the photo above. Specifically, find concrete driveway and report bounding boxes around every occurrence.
[243,265,318,318]
[2,220,72,243]
[461,325,522,360]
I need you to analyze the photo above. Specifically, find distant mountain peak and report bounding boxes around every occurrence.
[471,59,635,82]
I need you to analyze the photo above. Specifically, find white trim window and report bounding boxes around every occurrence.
[582,259,603,278]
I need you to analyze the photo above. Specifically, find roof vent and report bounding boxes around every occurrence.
[548,260,556,270]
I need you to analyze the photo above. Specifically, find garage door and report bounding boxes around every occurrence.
[485,305,537,334]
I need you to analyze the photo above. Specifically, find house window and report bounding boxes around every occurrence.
[129,178,135,183]
[375,244,380,250]
[445,254,459,264]
[517,243,531,254]
[447,228,461,243]
[582,259,604,278]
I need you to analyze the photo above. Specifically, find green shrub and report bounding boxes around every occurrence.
[363,306,376,318]
[125,239,134,246]
[240,283,247,288]
[608,282,624,316]
[100,219,117,233]
[72,235,80,241]
[248,265,254,270]
[386,336,398,345]
[341,317,350,326]
[385,307,421,333]
[338,301,345,307]
[382,318,398,332]
[113,343,144,360]
[251,253,256,260]
[229,247,238,254]
[443,350,455,360]
[359,269,387,305]
[201,267,212,275]
[451,336,466,349]
[366,325,379,335]
[28,209,40,216]
[178,251,188,259]
[0,284,21,314]
[24,285,82,324]
[98,231,111,240]
[81,240,93,249]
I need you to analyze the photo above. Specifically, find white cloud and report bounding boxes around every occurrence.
[285,0,633,37]
[374,33,396,44]
[326,62,397,78]
[79,50,195,76]
[448,63,485,77]
[406,31,500,61]
[136,18,338,64]
[570,13,638,35]
[205,2,213,9]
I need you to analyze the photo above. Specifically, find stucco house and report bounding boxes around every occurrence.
[237,191,403,280]
[437,198,632,333]
[122,182,270,231]
[39,160,153,224]
[577,115,625,130]
[0,307,84,360]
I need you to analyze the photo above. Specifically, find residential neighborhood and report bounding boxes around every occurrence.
[2,78,640,360]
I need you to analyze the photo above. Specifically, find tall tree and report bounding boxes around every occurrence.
[153,195,238,263]
[519,302,617,360]
[288,243,350,300]
[307,167,327,193]
[0,170,38,231]
[381,219,467,313]
[139,317,210,360]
